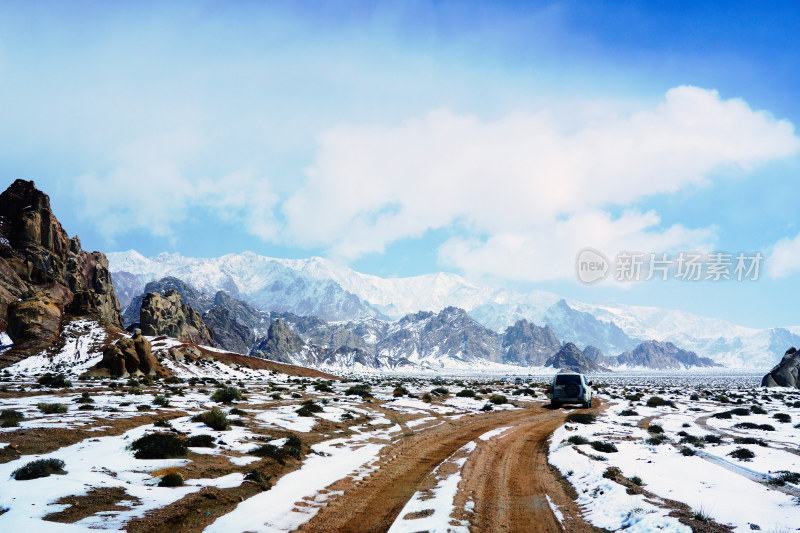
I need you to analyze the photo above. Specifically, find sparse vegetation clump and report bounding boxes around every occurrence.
[313,382,333,393]
[565,413,596,424]
[733,422,775,431]
[12,458,66,480]
[590,441,618,453]
[421,393,433,403]
[345,384,372,398]
[646,433,670,446]
[74,392,94,404]
[211,386,244,403]
[728,447,755,461]
[393,385,409,397]
[620,409,639,416]
[488,394,508,405]
[750,405,767,414]
[480,403,493,411]
[152,395,170,407]
[733,436,768,447]
[38,402,67,414]
[37,373,72,388]
[158,472,184,487]
[646,396,674,408]
[250,444,286,464]
[773,413,791,423]
[129,433,187,459]
[0,409,23,427]
[297,400,323,417]
[191,408,230,431]
[430,387,449,396]
[456,389,476,398]
[680,447,696,456]
[647,424,664,434]
[186,435,216,447]
[566,435,589,445]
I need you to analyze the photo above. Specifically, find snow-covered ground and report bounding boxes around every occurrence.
[0,367,798,532]
[550,380,800,532]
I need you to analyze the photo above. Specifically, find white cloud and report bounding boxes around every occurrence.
[74,130,278,243]
[767,232,800,279]
[284,86,799,281]
[438,210,716,282]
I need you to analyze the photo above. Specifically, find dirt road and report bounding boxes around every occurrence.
[297,401,604,533]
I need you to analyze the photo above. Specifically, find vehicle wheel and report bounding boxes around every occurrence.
[582,400,590,408]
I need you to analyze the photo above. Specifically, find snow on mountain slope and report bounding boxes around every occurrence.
[108,251,385,322]
[107,250,798,369]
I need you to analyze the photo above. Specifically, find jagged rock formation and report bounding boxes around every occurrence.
[762,348,800,388]
[123,276,213,327]
[203,306,254,354]
[613,341,718,369]
[251,319,307,363]
[139,290,215,346]
[95,328,162,377]
[122,278,272,353]
[545,342,606,373]
[0,180,123,367]
[502,319,561,365]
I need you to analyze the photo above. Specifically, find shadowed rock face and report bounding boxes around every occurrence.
[762,348,800,388]
[545,342,606,373]
[502,319,561,366]
[0,180,123,367]
[139,290,215,347]
[203,306,254,354]
[251,318,306,362]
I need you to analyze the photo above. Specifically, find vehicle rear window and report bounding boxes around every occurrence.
[555,375,581,385]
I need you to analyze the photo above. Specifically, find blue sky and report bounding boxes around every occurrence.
[2,1,800,328]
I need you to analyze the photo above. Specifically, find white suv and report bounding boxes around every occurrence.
[549,372,593,408]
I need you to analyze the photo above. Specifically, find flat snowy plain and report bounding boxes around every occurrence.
[0,326,797,532]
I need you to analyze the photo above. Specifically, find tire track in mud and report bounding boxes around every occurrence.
[297,401,605,533]
[454,401,606,533]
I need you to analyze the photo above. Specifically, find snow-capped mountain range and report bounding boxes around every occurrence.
[107,250,800,369]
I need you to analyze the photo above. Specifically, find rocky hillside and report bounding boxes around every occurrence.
[584,340,719,370]
[545,342,608,373]
[121,276,721,372]
[109,249,800,368]
[0,180,123,366]
[139,289,216,347]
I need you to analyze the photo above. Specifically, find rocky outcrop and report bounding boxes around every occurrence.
[0,180,123,367]
[139,290,215,346]
[251,319,307,363]
[123,276,213,327]
[502,319,561,365]
[762,348,800,388]
[213,291,272,337]
[614,341,718,369]
[95,328,161,377]
[5,290,63,358]
[203,306,254,354]
[545,342,607,373]
[378,307,504,364]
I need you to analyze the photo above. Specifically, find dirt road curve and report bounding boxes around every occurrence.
[297,401,604,533]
